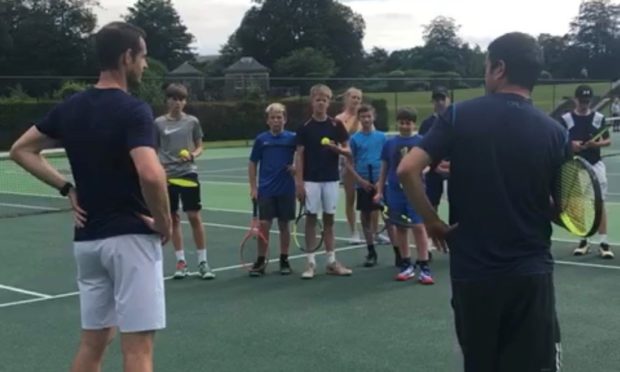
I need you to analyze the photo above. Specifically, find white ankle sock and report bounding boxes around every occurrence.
[326,251,336,264]
[197,249,207,263]
[307,253,316,265]
[175,250,186,262]
[599,234,608,245]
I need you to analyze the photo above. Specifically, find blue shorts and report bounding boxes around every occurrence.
[385,187,423,225]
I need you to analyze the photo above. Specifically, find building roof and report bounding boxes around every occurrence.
[195,55,219,64]
[224,57,269,74]
[169,61,203,76]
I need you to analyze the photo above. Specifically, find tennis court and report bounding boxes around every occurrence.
[1,141,620,371]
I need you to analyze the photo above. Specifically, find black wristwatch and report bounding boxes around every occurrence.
[59,182,74,197]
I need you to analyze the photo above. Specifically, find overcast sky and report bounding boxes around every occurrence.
[94,0,585,55]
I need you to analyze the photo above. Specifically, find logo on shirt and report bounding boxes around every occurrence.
[164,127,183,135]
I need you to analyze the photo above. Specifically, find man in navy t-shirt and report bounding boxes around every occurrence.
[418,86,451,209]
[248,103,297,276]
[295,84,353,279]
[397,33,567,371]
[10,22,171,371]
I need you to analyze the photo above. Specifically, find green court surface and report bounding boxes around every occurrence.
[1,145,620,372]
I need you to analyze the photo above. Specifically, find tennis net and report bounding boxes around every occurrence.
[0,149,74,219]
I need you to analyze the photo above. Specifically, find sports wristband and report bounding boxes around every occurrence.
[59,182,74,197]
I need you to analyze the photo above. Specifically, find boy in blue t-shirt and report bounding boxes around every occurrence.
[375,108,433,284]
[248,103,297,276]
[345,104,388,267]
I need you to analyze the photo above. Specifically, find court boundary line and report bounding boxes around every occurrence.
[0,284,51,299]
[1,219,619,309]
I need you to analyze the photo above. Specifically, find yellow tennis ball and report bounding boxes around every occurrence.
[179,149,190,158]
[321,137,330,145]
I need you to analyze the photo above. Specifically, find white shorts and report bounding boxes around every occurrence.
[305,181,339,215]
[592,161,608,200]
[74,234,166,333]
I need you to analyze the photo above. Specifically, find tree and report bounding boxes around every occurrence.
[419,16,464,73]
[568,0,620,78]
[538,34,570,77]
[274,47,336,78]
[0,0,97,96]
[364,47,390,75]
[125,0,195,70]
[223,0,365,76]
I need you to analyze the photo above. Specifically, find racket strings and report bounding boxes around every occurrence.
[556,163,596,235]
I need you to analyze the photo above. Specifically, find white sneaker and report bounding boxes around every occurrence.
[301,263,316,280]
[349,231,364,244]
[375,233,391,245]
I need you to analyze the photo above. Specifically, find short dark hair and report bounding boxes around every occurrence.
[396,107,417,122]
[487,32,543,91]
[165,83,188,99]
[95,22,146,71]
[357,104,375,116]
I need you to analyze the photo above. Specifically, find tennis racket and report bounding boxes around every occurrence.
[292,201,324,253]
[551,156,603,238]
[168,177,199,188]
[587,123,612,143]
[239,199,269,273]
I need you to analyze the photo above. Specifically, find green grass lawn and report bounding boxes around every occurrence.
[366,81,613,131]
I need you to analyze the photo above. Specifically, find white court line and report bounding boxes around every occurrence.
[0,284,51,299]
[0,241,365,309]
[197,167,246,174]
[0,202,60,211]
[1,217,619,309]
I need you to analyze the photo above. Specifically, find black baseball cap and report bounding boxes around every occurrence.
[575,85,593,100]
[431,86,449,100]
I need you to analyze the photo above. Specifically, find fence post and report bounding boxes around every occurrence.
[394,91,398,131]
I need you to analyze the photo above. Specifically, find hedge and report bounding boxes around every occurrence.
[0,98,388,150]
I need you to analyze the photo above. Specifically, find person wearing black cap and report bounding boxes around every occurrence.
[559,85,614,259]
[418,87,451,210]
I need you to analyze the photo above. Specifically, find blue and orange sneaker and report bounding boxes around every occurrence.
[418,265,434,285]
[396,262,415,281]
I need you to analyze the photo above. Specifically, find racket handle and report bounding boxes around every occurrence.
[252,198,258,217]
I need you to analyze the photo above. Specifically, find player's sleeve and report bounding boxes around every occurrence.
[418,106,455,162]
[381,141,390,162]
[35,103,63,140]
[192,117,204,142]
[249,136,262,163]
[335,120,349,143]
[126,102,157,150]
[296,125,306,147]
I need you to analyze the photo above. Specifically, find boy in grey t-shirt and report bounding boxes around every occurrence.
[155,83,215,279]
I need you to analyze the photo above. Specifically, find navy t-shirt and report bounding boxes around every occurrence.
[35,88,157,242]
[419,93,569,281]
[418,114,437,135]
[296,117,349,182]
[250,130,296,197]
[381,134,424,191]
[559,111,609,165]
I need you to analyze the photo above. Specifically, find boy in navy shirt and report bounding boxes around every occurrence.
[345,104,388,267]
[397,32,565,372]
[374,108,433,284]
[295,84,353,279]
[248,103,297,276]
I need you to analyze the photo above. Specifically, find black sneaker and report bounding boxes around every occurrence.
[249,260,266,277]
[279,259,292,275]
[363,252,378,267]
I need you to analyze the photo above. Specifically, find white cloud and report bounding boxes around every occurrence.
[94,0,583,55]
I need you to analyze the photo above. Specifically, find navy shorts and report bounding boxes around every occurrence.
[168,173,201,213]
[258,194,296,222]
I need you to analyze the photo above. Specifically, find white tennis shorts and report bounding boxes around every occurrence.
[305,181,339,215]
[73,234,166,333]
[592,161,608,200]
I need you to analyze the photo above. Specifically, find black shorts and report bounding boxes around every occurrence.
[356,188,381,212]
[168,173,202,213]
[425,172,444,208]
[258,194,295,222]
[451,273,562,372]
